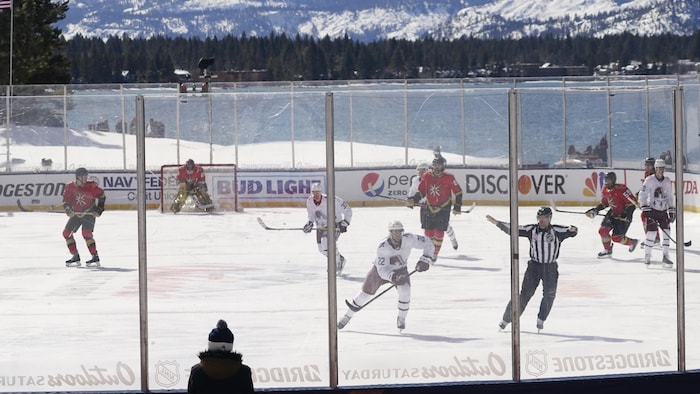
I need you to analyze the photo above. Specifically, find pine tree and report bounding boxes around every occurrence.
[0,0,71,85]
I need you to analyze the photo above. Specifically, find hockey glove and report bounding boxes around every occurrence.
[64,205,75,217]
[406,199,415,209]
[416,255,431,272]
[391,267,410,285]
[452,209,462,216]
[302,221,314,233]
[338,220,349,233]
[585,208,598,219]
[668,208,677,223]
[91,206,104,217]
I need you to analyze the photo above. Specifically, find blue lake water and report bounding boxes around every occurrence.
[15,77,700,169]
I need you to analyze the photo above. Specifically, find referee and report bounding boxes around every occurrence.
[486,207,578,332]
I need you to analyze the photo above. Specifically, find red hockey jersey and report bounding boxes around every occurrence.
[601,184,636,216]
[415,172,463,214]
[62,181,106,214]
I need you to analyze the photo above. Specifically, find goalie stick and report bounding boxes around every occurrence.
[345,269,418,313]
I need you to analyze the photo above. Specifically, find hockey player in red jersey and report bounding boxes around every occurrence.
[585,172,639,258]
[171,159,213,213]
[407,150,463,262]
[62,167,106,267]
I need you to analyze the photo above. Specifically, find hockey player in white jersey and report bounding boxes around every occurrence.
[408,162,459,250]
[338,220,434,331]
[302,182,353,276]
[638,159,676,268]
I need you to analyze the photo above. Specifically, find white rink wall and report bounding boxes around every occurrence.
[2,166,700,213]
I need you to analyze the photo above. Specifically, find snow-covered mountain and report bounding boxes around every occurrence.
[58,0,700,42]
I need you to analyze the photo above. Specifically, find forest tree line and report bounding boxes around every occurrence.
[63,32,700,84]
[2,0,700,85]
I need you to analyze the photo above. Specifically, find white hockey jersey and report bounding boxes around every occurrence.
[408,175,426,204]
[306,193,353,227]
[374,233,435,282]
[638,174,674,211]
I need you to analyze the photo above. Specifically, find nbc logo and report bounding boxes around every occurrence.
[583,171,606,197]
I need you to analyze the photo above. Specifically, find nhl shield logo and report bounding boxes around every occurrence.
[525,349,547,377]
[155,360,180,387]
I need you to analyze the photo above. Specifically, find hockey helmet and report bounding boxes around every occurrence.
[388,220,404,232]
[536,206,552,219]
[644,157,656,166]
[432,155,446,175]
[75,167,88,178]
[311,182,323,193]
[388,220,404,243]
[185,159,195,171]
[654,159,666,169]
[604,171,617,185]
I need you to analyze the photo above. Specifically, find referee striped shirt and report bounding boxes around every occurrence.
[496,222,577,264]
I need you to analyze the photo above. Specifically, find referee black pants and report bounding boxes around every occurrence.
[501,260,559,324]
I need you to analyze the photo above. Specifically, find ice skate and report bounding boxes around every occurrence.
[65,253,81,267]
[597,247,612,258]
[336,255,346,276]
[498,320,508,331]
[450,237,458,250]
[536,318,544,333]
[338,314,351,330]
[662,255,673,268]
[430,254,438,264]
[85,254,101,267]
[628,239,638,252]
[644,255,651,267]
[397,316,406,331]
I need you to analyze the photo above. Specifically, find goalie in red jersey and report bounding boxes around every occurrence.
[171,159,213,213]
[585,171,639,258]
[407,149,463,262]
[63,167,106,267]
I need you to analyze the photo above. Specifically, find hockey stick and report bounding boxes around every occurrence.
[345,269,418,312]
[16,199,65,214]
[648,218,692,247]
[460,201,476,214]
[256,217,327,231]
[375,194,409,203]
[256,217,305,231]
[550,200,604,216]
[622,195,691,247]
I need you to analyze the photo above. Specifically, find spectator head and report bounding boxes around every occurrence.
[208,319,234,352]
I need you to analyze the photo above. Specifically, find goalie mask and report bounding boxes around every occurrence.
[185,159,195,173]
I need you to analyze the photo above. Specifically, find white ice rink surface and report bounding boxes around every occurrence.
[2,205,700,391]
